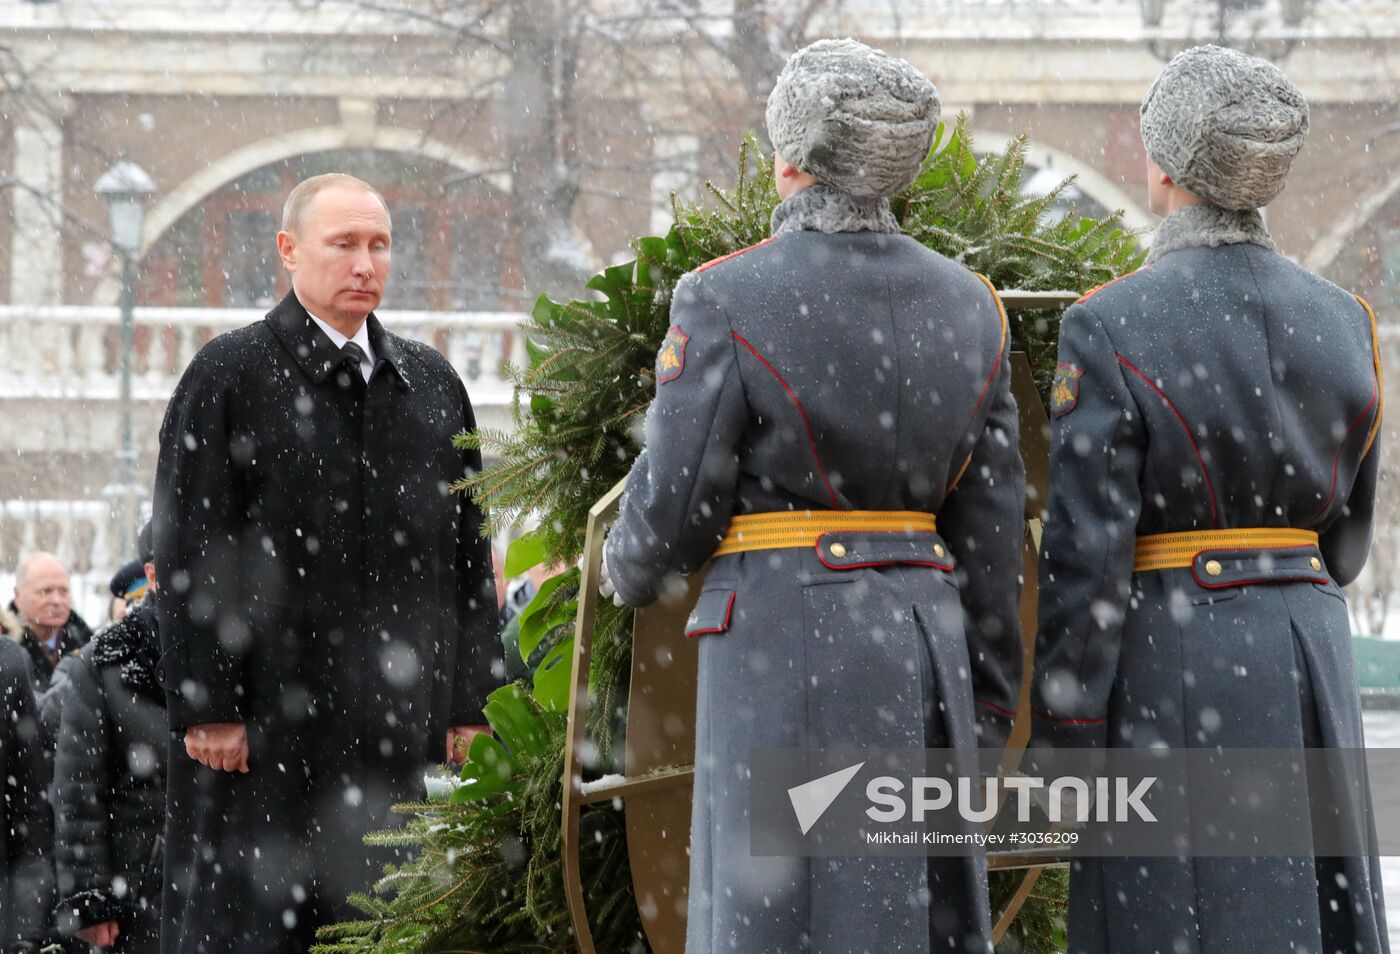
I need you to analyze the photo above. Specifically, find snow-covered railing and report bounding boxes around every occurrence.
[0,305,527,407]
[0,499,132,623]
[0,499,116,575]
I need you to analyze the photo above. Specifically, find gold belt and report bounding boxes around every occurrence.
[713,510,938,557]
[1133,528,1320,572]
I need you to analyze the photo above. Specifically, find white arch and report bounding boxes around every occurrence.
[92,125,512,305]
[1304,176,1400,276]
[974,130,1156,235]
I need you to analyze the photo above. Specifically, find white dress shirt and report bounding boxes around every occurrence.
[308,310,375,383]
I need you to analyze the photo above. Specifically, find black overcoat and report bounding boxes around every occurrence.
[153,292,499,952]
[0,636,53,949]
[52,600,166,952]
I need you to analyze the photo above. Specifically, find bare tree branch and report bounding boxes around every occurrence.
[322,0,514,53]
[0,174,115,247]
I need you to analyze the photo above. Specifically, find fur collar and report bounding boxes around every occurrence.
[770,184,901,236]
[1148,203,1276,263]
[91,601,163,703]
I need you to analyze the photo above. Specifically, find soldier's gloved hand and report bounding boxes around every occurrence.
[598,548,625,608]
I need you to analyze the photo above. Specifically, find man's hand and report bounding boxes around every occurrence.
[185,722,250,773]
[75,920,120,947]
[446,725,491,764]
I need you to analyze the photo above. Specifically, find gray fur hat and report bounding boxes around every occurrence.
[1141,44,1309,210]
[765,38,940,199]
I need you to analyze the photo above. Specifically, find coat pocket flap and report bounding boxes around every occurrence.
[1191,545,1330,589]
[684,589,735,638]
[815,530,955,571]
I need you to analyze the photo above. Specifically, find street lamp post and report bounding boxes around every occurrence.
[95,160,155,560]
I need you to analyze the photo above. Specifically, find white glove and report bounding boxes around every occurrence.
[597,547,625,607]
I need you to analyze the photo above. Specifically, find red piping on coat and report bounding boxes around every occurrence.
[1116,355,1219,528]
[731,332,843,510]
[959,344,1004,455]
[815,553,954,572]
[1189,545,1329,590]
[952,344,1008,473]
[1193,573,1331,591]
[813,531,953,572]
[695,237,776,274]
[948,275,1011,494]
[1075,267,1148,305]
[1311,384,1379,522]
[976,698,1016,719]
[686,591,735,638]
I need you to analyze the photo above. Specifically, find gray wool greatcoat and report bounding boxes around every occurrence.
[153,292,499,953]
[1032,233,1388,954]
[605,223,1026,954]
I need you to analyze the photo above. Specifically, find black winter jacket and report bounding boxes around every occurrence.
[0,638,53,952]
[52,601,165,952]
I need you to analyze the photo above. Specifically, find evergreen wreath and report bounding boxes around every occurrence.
[313,117,1144,954]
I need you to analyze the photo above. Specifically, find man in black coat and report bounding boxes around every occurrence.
[153,173,500,952]
[0,636,53,953]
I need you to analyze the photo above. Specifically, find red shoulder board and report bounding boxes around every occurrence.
[695,236,777,274]
[1076,266,1148,304]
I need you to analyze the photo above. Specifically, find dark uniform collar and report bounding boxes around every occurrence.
[264,291,412,389]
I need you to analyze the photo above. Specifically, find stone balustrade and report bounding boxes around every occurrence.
[0,305,528,613]
[0,304,525,409]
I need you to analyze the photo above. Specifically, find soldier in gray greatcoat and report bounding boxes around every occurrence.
[602,39,1025,954]
[1031,45,1388,954]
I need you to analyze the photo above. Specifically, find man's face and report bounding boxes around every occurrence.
[14,557,71,632]
[277,185,392,326]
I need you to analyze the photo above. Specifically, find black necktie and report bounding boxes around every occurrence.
[342,341,367,370]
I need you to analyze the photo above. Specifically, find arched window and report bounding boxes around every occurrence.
[136,149,519,311]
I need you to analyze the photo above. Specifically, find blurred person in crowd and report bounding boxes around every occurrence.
[53,522,164,953]
[496,555,571,693]
[154,172,499,952]
[0,630,55,953]
[3,552,92,694]
[105,560,151,625]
